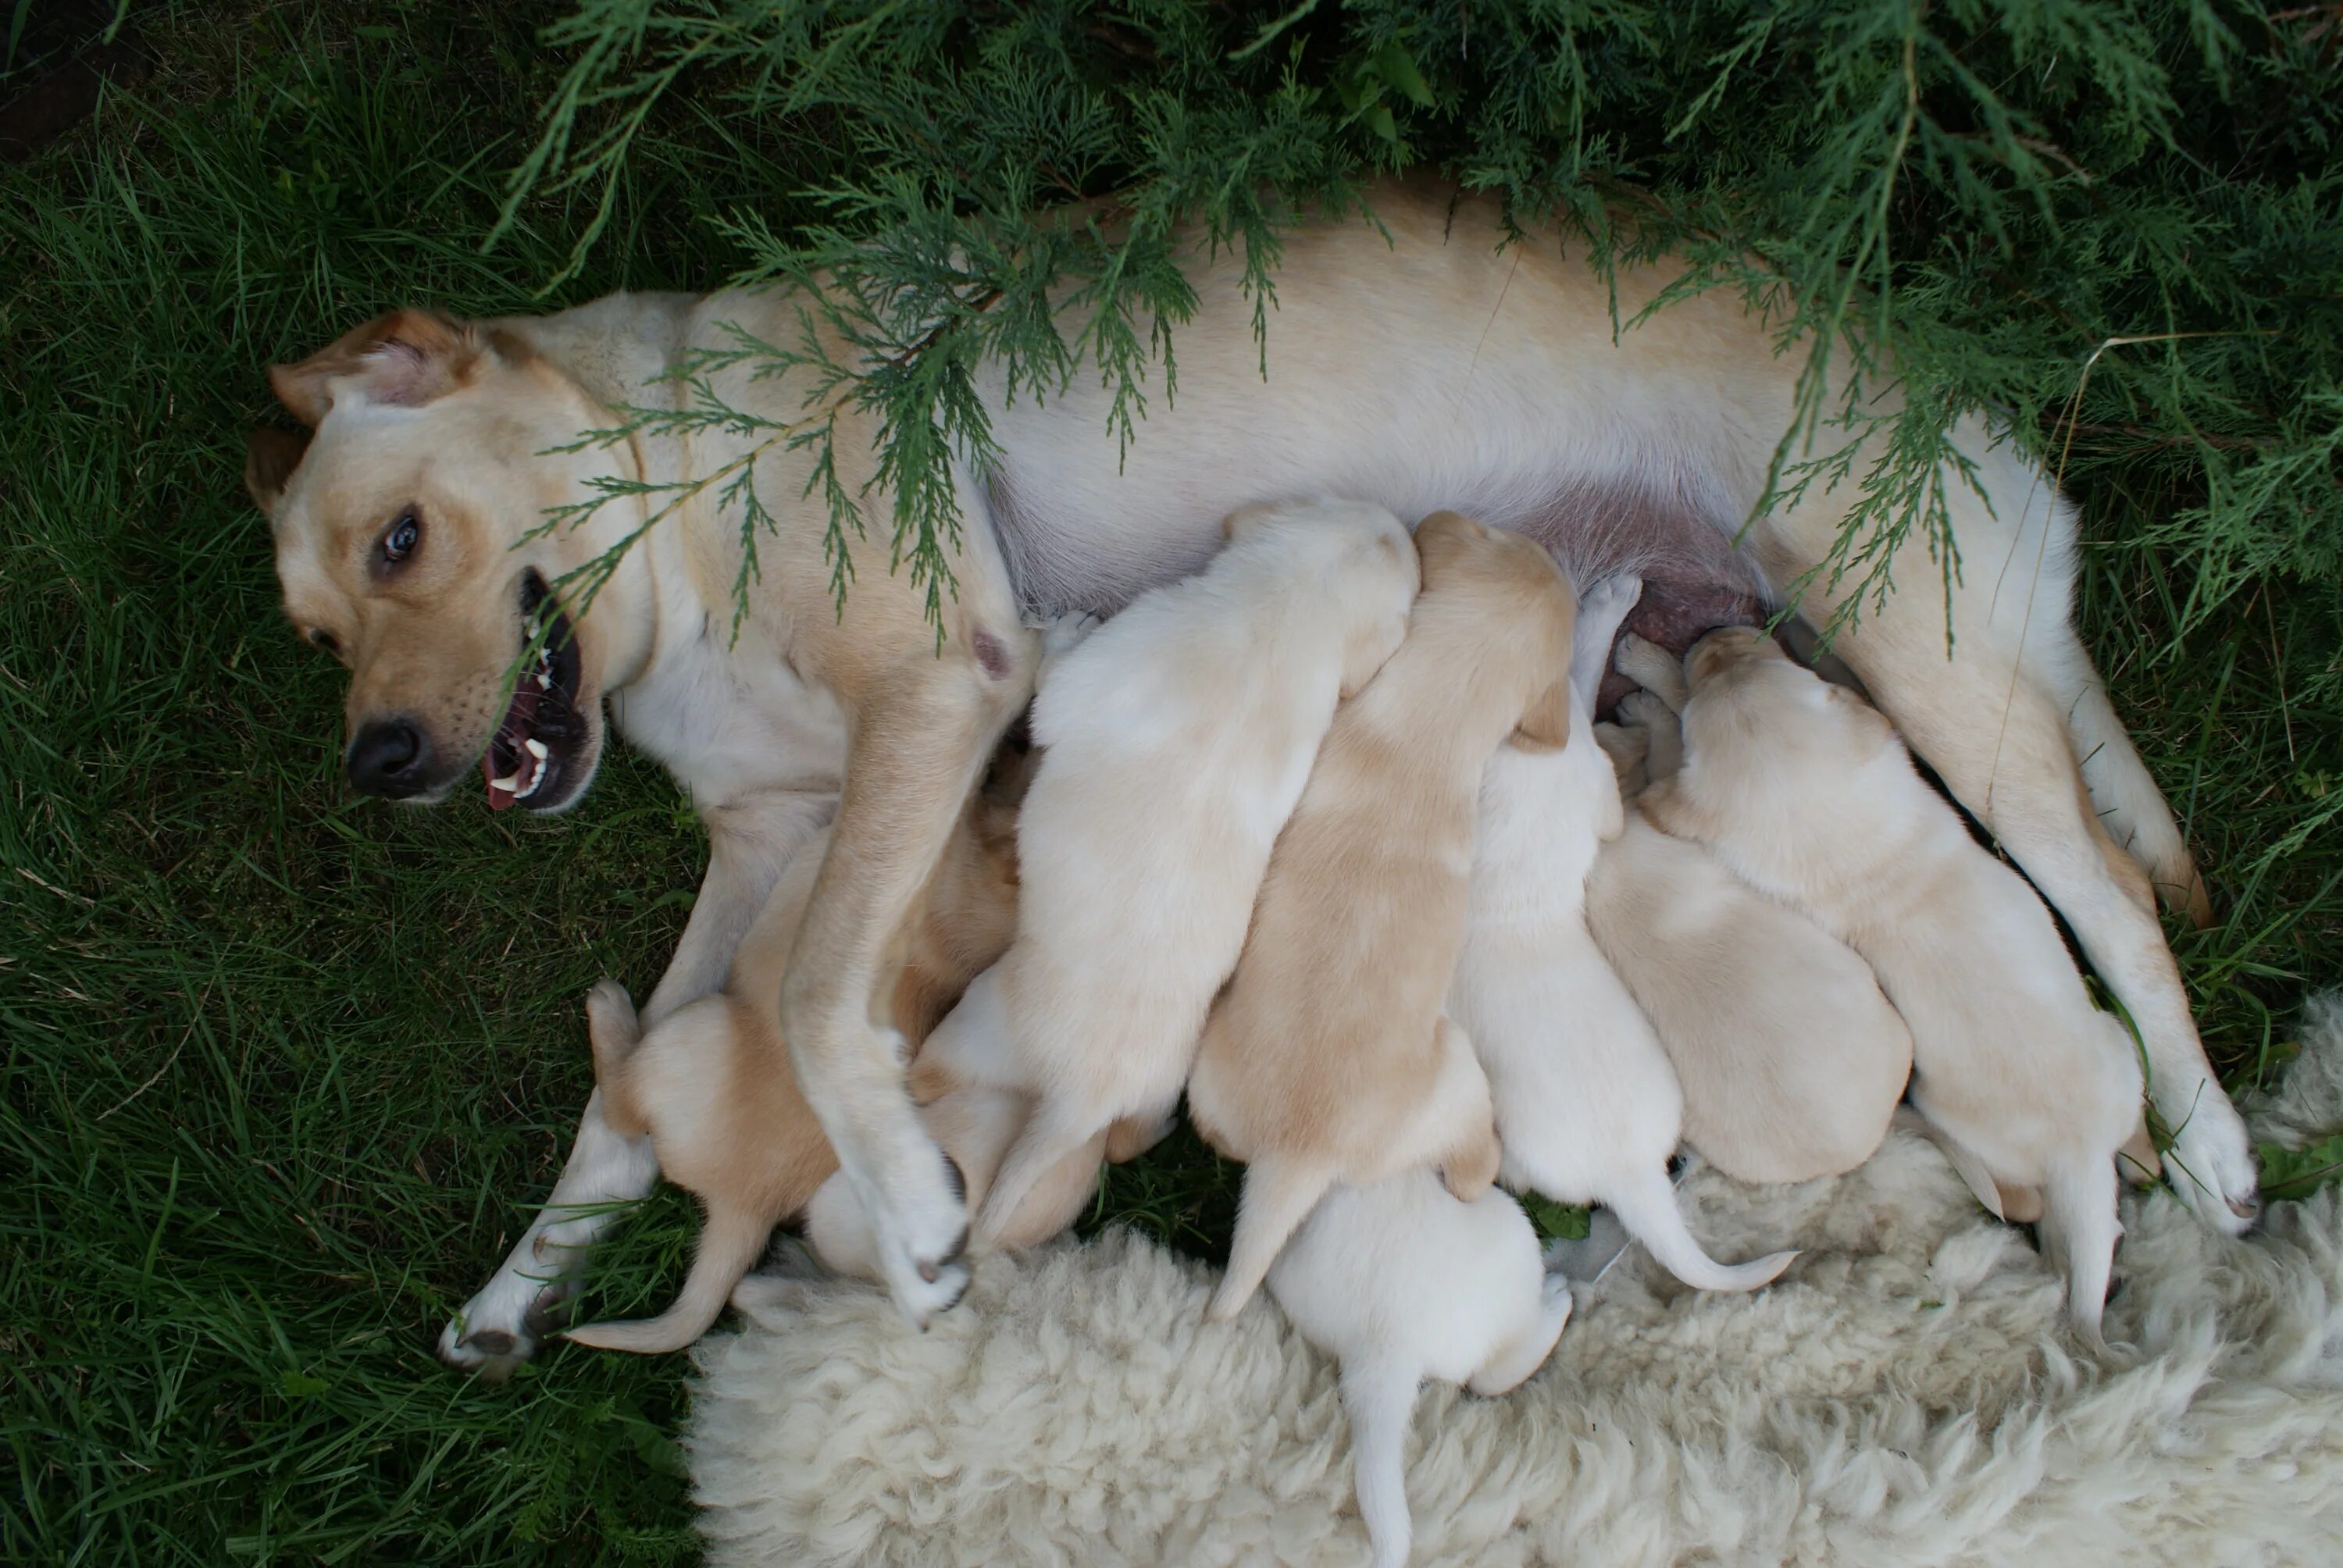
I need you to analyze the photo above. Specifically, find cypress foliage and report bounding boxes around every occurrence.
[508,0,2341,632]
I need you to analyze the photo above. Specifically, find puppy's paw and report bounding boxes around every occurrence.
[1578,572,1644,629]
[1614,690,1672,732]
[1539,1269,1578,1324]
[1036,610,1102,658]
[437,1277,576,1382]
[1613,633,1686,707]
[2160,1087,2260,1234]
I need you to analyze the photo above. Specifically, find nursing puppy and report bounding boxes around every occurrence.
[1268,1173,1574,1568]
[1585,691,1916,1186]
[1632,628,2142,1336]
[566,768,1089,1352]
[915,499,1420,1241]
[1189,511,1577,1320]
[1449,573,1796,1291]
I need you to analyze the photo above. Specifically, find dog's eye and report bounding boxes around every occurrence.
[306,628,341,656]
[382,508,420,565]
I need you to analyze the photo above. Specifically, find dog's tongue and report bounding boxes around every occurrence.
[483,683,544,811]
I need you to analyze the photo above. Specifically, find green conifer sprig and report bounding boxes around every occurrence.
[504,0,2341,640]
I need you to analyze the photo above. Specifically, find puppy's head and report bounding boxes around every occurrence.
[1684,624,1784,690]
[246,310,647,813]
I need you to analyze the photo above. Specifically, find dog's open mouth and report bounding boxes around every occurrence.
[483,571,587,812]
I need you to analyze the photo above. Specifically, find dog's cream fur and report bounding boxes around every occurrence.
[1585,693,1917,1187]
[1632,628,2142,1335]
[1264,1173,1574,1568]
[248,179,2252,1367]
[1449,573,1797,1294]
[911,499,1419,1241]
[1188,511,1576,1320]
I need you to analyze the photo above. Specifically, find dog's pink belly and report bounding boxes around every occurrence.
[986,466,1764,707]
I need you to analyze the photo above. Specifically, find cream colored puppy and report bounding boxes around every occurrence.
[1267,1173,1574,1568]
[915,498,1420,1242]
[1189,511,1578,1320]
[1450,574,1796,1292]
[566,765,1099,1352]
[1585,682,1916,1186]
[1635,628,2141,1336]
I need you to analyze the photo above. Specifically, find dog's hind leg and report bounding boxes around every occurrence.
[1750,437,2259,1233]
[2045,636,2214,927]
[1212,1155,1336,1321]
[1572,574,1644,711]
[783,639,1038,1328]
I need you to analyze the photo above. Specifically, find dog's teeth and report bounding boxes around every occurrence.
[536,672,551,690]
[490,774,521,793]
[523,738,549,760]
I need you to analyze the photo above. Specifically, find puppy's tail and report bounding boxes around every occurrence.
[1605,1169,1797,1294]
[2040,1151,2121,1343]
[1342,1355,1421,1568]
[565,1203,770,1355]
[1210,1156,1334,1321]
[585,978,649,1138]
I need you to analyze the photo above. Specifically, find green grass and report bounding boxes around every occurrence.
[0,3,2336,1563]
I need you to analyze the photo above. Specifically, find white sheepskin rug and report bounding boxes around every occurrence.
[686,998,2343,1566]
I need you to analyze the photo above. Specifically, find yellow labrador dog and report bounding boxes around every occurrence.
[245,178,2253,1371]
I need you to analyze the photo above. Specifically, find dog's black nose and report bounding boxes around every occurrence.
[347,717,431,797]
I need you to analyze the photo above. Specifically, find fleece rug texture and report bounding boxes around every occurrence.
[686,999,2343,1567]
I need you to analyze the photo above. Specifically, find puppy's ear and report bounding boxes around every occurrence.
[1512,675,1574,751]
[267,308,483,426]
[243,427,310,515]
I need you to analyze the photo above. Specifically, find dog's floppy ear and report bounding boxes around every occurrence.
[243,428,311,515]
[1512,675,1574,751]
[267,308,483,426]
[1221,501,1280,540]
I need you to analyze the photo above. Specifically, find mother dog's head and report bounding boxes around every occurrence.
[245,309,654,814]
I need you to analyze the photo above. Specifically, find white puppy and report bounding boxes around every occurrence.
[1633,628,2142,1337]
[1585,691,1916,1186]
[918,498,1420,1240]
[1267,1172,1573,1568]
[1447,574,1796,1292]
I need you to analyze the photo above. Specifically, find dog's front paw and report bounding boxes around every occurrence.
[437,1277,576,1382]
[2160,1085,2260,1234]
[855,1128,974,1328]
[1614,690,1671,732]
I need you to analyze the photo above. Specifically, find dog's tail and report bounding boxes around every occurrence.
[1211,1156,1334,1321]
[1604,1168,1797,1294]
[2039,1150,2121,1343]
[583,978,650,1138]
[1342,1354,1421,1568]
[564,1202,770,1355]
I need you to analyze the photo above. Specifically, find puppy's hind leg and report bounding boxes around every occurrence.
[565,1201,773,1355]
[1211,1155,1336,1321]
[1427,1016,1501,1202]
[1467,1272,1574,1397]
[1615,691,1685,783]
[975,1096,1109,1244]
